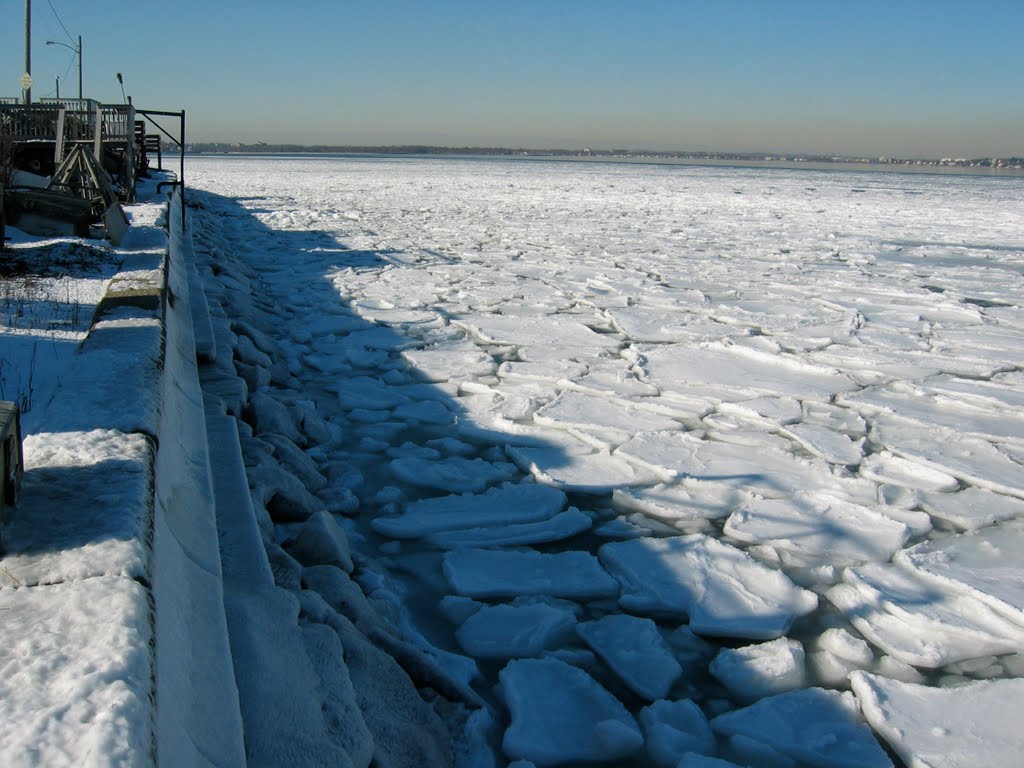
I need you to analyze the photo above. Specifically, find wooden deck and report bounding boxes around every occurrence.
[0,99,142,200]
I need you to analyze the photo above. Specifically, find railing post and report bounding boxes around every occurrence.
[54,104,66,165]
[92,100,101,159]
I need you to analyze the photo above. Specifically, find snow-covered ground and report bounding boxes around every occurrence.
[182,155,1024,767]
[5,155,1021,766]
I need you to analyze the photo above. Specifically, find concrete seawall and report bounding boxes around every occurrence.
[1,187,469,766]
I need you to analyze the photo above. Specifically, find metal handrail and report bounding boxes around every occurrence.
[137,108,186,231]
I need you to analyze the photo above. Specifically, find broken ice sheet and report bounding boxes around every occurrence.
[723,491,910,565]
[388,454,518,493]
[576,613,683,701]
[611,482,738,524]
[614,430,835,498]
[506,443,657,493]
[851,672,1024,768]
[869,416,1024,499]
[370,482,567,539]
[442,548,619,600]
[637,341,856,401]
[423,508,592,549]
[709,637,806,703]
[826,560,1024,668]
[894,519,1024,625]
[500,657,643,766]
[918,486,1024,531]
[455,603,576,659]
[598,535,817,639]
[710,687,892,768]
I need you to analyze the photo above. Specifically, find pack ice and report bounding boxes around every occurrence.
[180,156,1024,768]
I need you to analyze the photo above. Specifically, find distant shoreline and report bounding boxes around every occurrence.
[183,144,1024,176]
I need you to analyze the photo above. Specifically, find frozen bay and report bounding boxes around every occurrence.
[187,155,1024,767]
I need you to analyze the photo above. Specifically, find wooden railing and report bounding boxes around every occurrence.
[1,100,139,201]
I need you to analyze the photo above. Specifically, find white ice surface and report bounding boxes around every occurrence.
[710,638,807,703]
[827,562,1024,667]
[443,548,619,599]
[500,657,643,766]
[599,535,818,638]
[851,672,1024,768]
[576,613,683,700]
[371,483,567,538]
[894,520,1024,625]
[455,603,576,658]
[724,492,910,565]
[638,699,716,767]
[711,687,893,768]
[176,156,1024,768]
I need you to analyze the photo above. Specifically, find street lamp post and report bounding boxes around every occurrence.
[45,34,82,100]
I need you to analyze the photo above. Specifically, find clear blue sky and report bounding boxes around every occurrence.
[3,0,1022,157]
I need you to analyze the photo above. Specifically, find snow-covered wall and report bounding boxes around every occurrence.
[153,191,247,766]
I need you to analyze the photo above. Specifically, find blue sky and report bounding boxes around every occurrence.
[3,0,1022,156]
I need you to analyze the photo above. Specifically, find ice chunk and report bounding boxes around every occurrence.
[337,375,412,410]
[392,399,455,425]
[459,314,620,362]
[678,755,745,768]
[710,687,892,768]
[918,487,1024,531]
[576,614,683,700]
[817,628,875,667]
[498,359,589,383]
[895,520,1024,625]
[507,444,655,493]
[826,562,1024,667]
[611,483,736,522]
[719,396,803,427]
[709,638,806,703]
[389,455,518,493]
[614,430,833,498]
[724,492,910,565]
[455,603,576,658]
[443,548,619,599]
[424,508,592,549]
[500,657,643,766]
[371,483,567,539]
[598,536,818,639]
[287,510,353,573]
[841,383,1024,445]
[859,451,960,493]
[638,342,856,401]
[401,338,496,381]
[871,417,1024,499]
[533,391,681,440]
[781,423,864,466]
[638,699,716,767]
[851,672,1024,768]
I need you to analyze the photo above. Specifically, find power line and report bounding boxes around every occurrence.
[46,0,75,46]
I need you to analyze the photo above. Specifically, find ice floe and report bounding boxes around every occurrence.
[710,687,893,768]
[851,672,1024,768]
[576,613,683,700]
[500,657,644,766]
[443,548,619,599]
[598,536,818,638]
[723,492,910,565]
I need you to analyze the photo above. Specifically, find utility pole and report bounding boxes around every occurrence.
[23,0,32,104]
[77,34,82,99]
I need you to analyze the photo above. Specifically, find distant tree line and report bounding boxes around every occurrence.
[175,143,1024,170]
